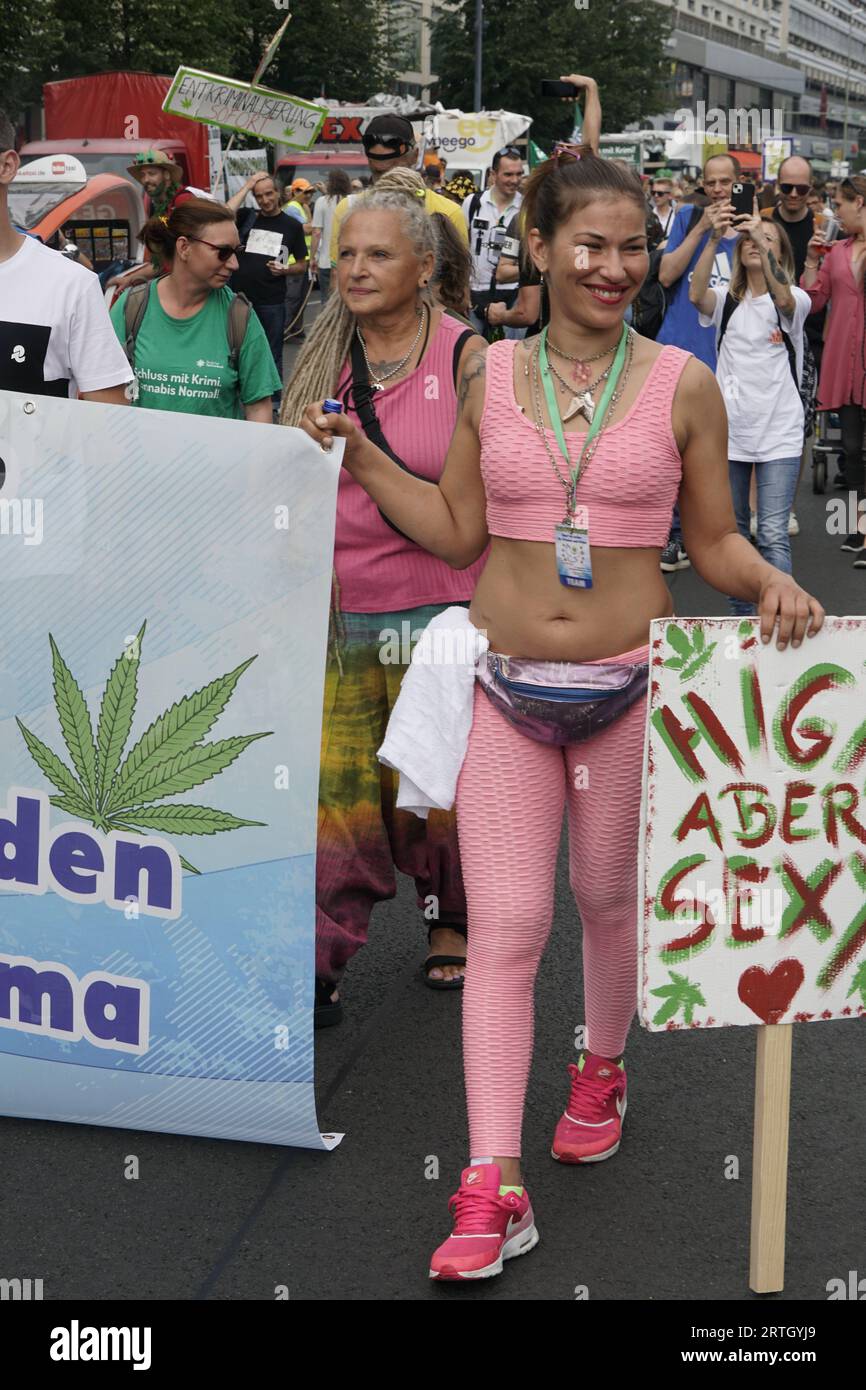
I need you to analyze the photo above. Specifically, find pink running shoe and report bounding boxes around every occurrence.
[429,1163,539,1280]
[551,1052,627,1163]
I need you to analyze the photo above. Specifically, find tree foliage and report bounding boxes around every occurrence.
[430,0,672,145]
[1,0,397,124]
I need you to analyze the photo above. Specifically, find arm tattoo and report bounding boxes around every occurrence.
[457,349,486,414]
[766,251,790,287]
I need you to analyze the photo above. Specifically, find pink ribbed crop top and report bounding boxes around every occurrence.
[479,338,691,546]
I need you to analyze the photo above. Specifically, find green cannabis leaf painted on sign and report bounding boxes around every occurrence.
[663,622,717,681]
[847,961,866,1007]
[649,969,706,1026]
[16,623,270,874]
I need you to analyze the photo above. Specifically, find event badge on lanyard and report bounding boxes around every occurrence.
[539,325,628,590]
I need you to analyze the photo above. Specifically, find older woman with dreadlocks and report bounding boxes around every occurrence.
[281,179,488,1026]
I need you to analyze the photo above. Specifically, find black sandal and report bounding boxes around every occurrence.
[315,977,343,1028]
[423,923,467,991]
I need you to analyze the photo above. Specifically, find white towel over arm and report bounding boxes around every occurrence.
[377,605,489,819]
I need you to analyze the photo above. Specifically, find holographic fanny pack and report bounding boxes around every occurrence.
[476,652,649,747]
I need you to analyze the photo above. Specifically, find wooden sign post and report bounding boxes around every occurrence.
[639,616,866,1292]
[750,1024,792,1292]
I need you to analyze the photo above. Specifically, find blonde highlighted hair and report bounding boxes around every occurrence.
[728,217,795,302]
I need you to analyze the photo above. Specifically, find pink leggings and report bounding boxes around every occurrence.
[455,644,648,1157]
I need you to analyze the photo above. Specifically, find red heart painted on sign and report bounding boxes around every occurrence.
[738,960,805,1024]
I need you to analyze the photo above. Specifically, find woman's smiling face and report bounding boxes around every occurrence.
[527,196,649,325]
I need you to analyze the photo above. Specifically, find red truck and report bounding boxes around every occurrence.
[21,72,212,191]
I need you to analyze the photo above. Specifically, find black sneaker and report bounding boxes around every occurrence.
[833,473,849,489]
[660,540,680,572]
[840,533,863,552]
[676,544,690,570]
[853,550,866,569]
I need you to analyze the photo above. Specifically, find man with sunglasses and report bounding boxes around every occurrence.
[328,114,467,264]
[462,144,524,338]
[650,171,678,241]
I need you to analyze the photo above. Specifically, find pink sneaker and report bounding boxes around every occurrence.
[429,1163,539,1281]
[551,1052,627,1163]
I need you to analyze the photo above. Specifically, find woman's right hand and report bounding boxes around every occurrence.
[301,401,366,472]
[806,226,826,259]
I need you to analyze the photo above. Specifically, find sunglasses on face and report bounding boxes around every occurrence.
[652,188,671,196]
[779,183,810,195]
[364,138,410,160]
[186,236,242,262]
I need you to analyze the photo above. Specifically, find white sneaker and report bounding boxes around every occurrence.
[788,512,799,536]
[749,512,757,538]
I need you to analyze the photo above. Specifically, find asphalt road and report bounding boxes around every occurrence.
[1,311,864,1307]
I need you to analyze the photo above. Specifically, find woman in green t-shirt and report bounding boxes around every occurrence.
[110,200,281,421]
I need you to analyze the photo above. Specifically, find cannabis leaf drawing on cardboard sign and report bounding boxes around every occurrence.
[16,622,270,875]
[663,622,717,681]
[650,969,707,1026]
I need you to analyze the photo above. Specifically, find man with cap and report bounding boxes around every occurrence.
[107,148,198,292]
[328,113,467,265]
[282,177,315,341]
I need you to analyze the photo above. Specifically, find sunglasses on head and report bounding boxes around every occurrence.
[779,182,810,195]
[495,146,522,162]
[186,235,242,262]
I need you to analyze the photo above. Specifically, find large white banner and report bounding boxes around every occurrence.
[0,390,342,1148]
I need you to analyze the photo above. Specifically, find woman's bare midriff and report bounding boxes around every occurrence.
[468,536,674,660]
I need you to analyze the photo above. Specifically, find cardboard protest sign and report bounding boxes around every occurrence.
[640,617,866,1032]
[163,67,327,149]
[0,390,342,1149]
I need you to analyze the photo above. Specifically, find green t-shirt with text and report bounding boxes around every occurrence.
[110,284,280,418]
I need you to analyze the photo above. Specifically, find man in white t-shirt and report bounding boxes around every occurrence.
[462,147,524,337]
[0,111,133,402]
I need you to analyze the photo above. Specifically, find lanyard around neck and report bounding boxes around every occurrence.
[538,322,628,495]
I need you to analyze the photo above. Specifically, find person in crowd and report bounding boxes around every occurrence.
[802,174,866,565]
[281,188,488,1027]
[350,178,364,192]
[463,146,524,337]
[110,199,279,421]
[650,169,678,241]
[328,115,468,267]
[311,169,352,304]
[656,152,740,572]
[302,149,823,1281]
[443,173,477,207]
[108,149,199,292]
[772,155,822,537]
[690,206,811,606]
[226,172,308,411]
[430,211,473,322]
[0,109,132,402]
[283,179,315,343]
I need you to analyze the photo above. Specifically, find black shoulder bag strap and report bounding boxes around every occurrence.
[349,331,426,542]
[715,292,740,354]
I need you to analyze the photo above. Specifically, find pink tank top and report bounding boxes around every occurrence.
[479,338,691,546]
[333,313,488,612]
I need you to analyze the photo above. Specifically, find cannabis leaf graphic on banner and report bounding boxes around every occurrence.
[847,961,866,1007]
[663,622,717,681]
[650,969,706,1026]
[16,623,270,874]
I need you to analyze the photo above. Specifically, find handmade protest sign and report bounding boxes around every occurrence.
[163,67,327,149]
[640,614,866,1292]
[640,616,866,1030]
[0,389,342,1149]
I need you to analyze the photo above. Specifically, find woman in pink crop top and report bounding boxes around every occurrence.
[304,151,824,1283]
[282,182,488,1023]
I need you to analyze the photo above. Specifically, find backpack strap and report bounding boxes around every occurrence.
[715,292,740,354]
[467,190,482,226]
[227,292,252,372]
[122,281,151,368]
[451,327,475,387]
[686,204,705,237]
[349,332,427,542]
[770,303,800,391]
